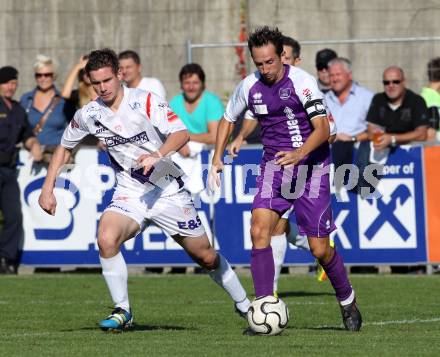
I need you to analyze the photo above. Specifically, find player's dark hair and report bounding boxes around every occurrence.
[282,36,301,60]
[85,48,119,75]
[179,63,205,85]
[118,50,141,65]
[427,57,440,82]
[248,26,284,57]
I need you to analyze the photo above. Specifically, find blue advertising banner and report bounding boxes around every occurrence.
[19,145,427,266]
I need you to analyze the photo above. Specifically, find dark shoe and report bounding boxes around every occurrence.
[0,257,16,275]
[340,299,362,331]
[242,327,258,336]
[234,303,248,319]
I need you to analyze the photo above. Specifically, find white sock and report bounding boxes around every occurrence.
[340,289,355,306]
[271,233,287,293]
[100,252,130,311]
[208,254,250,313]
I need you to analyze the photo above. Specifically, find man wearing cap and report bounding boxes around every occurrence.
[316,48,338,93]
[0,66,42,274]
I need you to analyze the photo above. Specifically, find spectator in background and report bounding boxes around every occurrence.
[62,56,103,148]
[20,55,75,162]
[62,55,97,109]
[0,66,42,274]
[118,50,166,99]
[325,57,373,182]
[367,66,428,150]
[367,66,428,275]
[170,63,223,146]
[315,48,338,93]
[169,63,223,273]
[420,57,440,140]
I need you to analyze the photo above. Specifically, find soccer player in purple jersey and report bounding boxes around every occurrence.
[209,27,362,332]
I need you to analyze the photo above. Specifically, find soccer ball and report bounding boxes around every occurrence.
[247,295,289,335]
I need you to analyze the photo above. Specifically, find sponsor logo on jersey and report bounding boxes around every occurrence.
[302,88,312,102]
[93,120,107,134]
[252,92,263,104]
[105,131,149,147]
[129,101,141,110]
[279,88,291,100]
[284,107,303,148]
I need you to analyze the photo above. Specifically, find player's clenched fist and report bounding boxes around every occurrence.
[38,190,57,216]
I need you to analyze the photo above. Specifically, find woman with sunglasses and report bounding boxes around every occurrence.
[20,55,75,159]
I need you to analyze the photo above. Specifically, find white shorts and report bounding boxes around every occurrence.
[281,206,294,220]
[104,189,206,238]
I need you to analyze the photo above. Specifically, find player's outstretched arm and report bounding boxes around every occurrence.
[38,146,73,215]
[228,118,258,157]
[208,117,234,190]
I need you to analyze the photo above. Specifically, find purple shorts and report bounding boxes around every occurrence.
[252,159,336,237]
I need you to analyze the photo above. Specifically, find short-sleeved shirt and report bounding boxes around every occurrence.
[137,77,167,100]
[170,91,224,134]
[324,82,374,136]
[20,88,76,146]
[225,65,335,236]
[62,86,187,198]
[421,87,440,108]
[225,64,328,165]
[0,97,34,166]
[366,89,429,133]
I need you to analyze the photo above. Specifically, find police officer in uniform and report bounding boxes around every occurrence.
[0,66,42,274]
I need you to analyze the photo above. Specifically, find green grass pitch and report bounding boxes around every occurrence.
[0,274,439,356]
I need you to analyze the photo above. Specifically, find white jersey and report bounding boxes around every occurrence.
[61,86,187,198]
[137,77,166,100]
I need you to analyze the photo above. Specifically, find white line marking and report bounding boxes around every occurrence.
[366,317,440,326]
[316,317,440,329]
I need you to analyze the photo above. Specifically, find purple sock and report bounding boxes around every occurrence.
[321,250,353,302]
[250,246,275,298]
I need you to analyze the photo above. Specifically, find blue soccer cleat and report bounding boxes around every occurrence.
[99,307,133,332]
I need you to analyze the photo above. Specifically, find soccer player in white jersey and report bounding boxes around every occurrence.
[228,35,337,294]
[38,49,250,332]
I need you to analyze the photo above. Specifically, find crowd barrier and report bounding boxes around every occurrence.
[17,143,440,267]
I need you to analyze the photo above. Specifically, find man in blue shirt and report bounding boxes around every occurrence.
[170,63,223,145]
[325,57,373,187]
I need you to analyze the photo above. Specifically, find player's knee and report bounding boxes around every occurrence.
[199,251,218,270]
[250,224,270,246]
[310,245,332,262]
[97,232,120,254]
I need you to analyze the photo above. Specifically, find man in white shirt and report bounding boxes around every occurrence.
[38,48,250,332]
[118,50,166,100]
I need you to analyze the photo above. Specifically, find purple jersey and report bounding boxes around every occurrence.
[225,65,329,165]
[225,65,335,237]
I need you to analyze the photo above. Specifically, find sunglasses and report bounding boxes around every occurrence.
[35,72,54,79]
[383,80,402,86]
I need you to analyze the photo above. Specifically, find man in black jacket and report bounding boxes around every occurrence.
[0,66,42,274]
